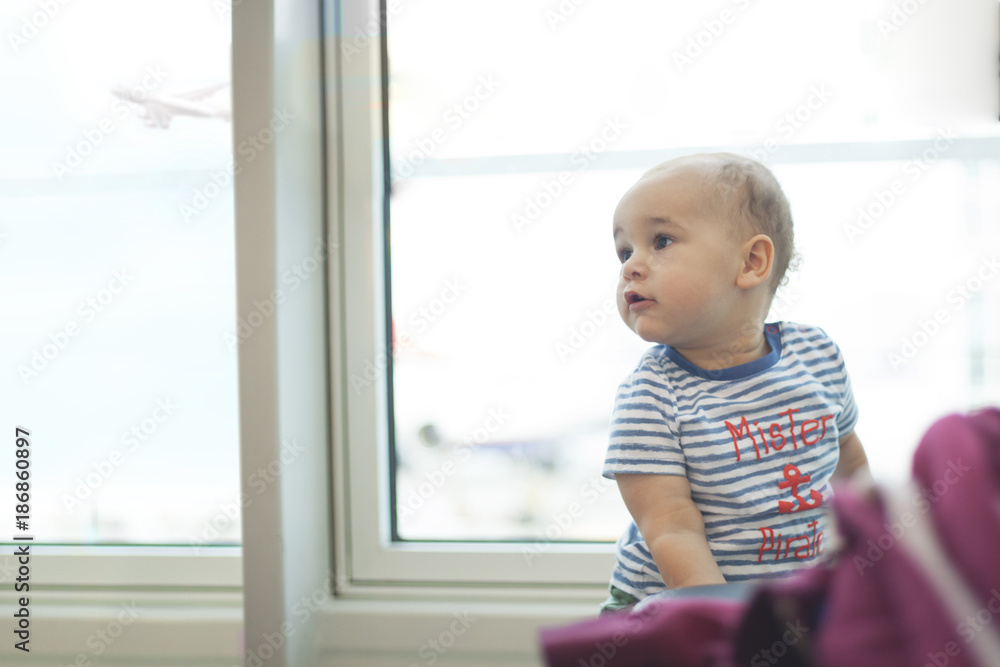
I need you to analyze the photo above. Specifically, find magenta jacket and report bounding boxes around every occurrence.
[540,408,1000,666]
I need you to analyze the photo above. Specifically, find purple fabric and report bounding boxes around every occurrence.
[913,410,1000,616]
[538,408,1000,667]
[540,598,743,667]
[808,485,970,666]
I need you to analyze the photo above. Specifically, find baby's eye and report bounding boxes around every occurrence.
[618,248,632,263]
[655,234,673,249]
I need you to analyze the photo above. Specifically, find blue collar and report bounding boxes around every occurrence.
[662,322,783,381]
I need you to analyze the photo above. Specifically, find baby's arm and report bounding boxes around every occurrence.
[616,473,726,589]
[833,430,868,480]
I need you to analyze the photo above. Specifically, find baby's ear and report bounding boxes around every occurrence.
[736,234,774,289]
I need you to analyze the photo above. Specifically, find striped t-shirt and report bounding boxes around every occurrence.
[602,322,859,600]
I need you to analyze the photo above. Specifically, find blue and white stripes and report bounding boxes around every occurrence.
[603,322,859,599]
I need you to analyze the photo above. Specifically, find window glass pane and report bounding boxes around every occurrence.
[1,0,239,545]
[387,0,998,158]
[386,0,1000,541]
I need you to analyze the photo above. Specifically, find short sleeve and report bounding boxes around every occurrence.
[831,340,859,437]
[602,360,687,479]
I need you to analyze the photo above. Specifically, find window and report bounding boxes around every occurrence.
[1,0,240,585]
[341,0,1000,588]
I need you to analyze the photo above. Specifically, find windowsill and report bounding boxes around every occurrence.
[316,593,602,665]
[0,545,242,588]
[0,580,600,664]
[0,588,243,662]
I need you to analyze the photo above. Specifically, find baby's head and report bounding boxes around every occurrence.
[639,153,795,291]
[613,153,796,350]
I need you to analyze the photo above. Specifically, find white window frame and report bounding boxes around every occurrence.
[0,546,241,590]
[5,1,995,662]
[330,0,616,596]
[0,0,247,593]
[7,0,995,607]
[330,0,1000,597]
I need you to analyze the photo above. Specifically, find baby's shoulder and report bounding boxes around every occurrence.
[773,320,834,342]
[774,321,843,358]
[631,345,672,375]
[616,346,673,388]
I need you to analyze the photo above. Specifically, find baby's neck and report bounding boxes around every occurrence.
[673,324,772,372]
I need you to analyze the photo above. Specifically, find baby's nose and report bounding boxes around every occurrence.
[622,254,646,277]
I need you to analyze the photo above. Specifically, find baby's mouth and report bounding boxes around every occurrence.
[624,291,651,305]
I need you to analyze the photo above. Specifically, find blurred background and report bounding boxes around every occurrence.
[0,0,997,546]
[386,0,1000,540]
[0,0,237,544]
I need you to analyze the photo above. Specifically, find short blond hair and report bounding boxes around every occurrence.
[642,153,796,292]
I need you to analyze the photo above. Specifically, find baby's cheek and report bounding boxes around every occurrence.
[616,294,630,323]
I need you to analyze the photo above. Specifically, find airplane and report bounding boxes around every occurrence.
[110,81,231,129]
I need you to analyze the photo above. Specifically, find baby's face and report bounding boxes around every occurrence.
[613,167,745,350]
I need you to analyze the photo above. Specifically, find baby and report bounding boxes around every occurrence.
[601,153,869,613]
